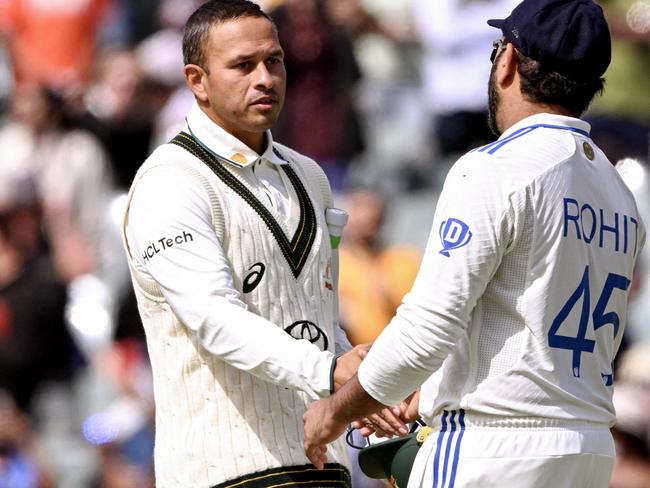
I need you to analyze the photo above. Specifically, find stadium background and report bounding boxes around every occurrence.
[0,0,648,486]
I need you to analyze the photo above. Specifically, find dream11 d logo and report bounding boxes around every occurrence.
[439,218,472,257]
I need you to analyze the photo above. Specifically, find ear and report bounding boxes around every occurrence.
[495,43,518,91]
[184,64,209,103]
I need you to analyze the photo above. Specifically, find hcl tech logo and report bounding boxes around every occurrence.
[439,218,472,257]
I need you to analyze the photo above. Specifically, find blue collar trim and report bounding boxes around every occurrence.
[475,123,590,155]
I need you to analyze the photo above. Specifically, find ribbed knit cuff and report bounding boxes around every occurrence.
[329,353,343,395]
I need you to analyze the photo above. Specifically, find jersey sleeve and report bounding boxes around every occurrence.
[125,163,335,400]
[358,153,522,406]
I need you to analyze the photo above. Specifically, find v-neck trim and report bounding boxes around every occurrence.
[170,132,318,278]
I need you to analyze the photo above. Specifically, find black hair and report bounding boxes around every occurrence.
[516,52,605,117]
[182,0,273,70]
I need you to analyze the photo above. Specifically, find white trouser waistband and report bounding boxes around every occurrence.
[427,409,609,431]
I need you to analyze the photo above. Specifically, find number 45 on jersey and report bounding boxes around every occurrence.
[548,265,630,385]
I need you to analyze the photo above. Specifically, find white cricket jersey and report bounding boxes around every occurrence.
[359,113,646,426]
[123,103,354,486]
[125,104,348,397]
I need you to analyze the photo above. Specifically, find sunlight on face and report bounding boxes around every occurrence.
[194,16,286,149]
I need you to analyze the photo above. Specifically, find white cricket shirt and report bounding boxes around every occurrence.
[125,103,347,398]
[359,113,646,426]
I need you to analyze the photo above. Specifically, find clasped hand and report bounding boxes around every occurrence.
[304,344,419,468]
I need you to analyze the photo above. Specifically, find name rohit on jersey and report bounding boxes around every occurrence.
[142,231,194,262]
[563,198,640,255]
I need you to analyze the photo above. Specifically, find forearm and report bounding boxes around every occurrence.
[330,374,386,424]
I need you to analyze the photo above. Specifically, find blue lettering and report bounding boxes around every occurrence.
[563,198,581,239]
[581,204,597,244]
[562,197,638,255]
[599,209,619,251]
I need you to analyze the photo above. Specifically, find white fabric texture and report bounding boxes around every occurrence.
[409,411,614,488]
[358,113,646,429]
[122,103,350,486]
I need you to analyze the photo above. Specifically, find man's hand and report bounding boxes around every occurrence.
[399,390,420,423]
[333,343,370,391]
[303,375,389,467]
[303,397,348,469]
[351,390,419,438]
[351,405,407,438]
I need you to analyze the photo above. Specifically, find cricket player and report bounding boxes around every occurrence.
[303,1,647,487]
[120,1,380,486]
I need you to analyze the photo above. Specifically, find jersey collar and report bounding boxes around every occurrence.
[184,101,287,169]
[499,113,591,140]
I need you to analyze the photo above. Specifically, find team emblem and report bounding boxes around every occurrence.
[284,320,329,350]
[439,218,472,257]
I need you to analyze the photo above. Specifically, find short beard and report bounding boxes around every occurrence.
[487,58,501,137]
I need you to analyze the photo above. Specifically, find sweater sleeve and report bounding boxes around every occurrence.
[125,162,334,400]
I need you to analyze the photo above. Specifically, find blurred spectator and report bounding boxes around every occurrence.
[83,340,155,488]
[410,0,519,159]
[337,187,420,488]
[0,185,73,414]
[0,390,54,488]
[0,83,112,278]
[325,0,403,41]
[0,82,127,360]
[0,0,110,95]
[616,158,650,343]
[83,47,158,191]
[271,0,365,189]
[338,187,420,345]
[135,0,203,150]
[587,0,650,164]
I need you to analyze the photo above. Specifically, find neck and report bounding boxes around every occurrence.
[229,128,266,154]
[198,104,266,155]
[500,97,573,134]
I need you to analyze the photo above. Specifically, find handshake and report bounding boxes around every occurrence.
[304,343,420,469]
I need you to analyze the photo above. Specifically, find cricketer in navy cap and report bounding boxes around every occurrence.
[487,0,611,81]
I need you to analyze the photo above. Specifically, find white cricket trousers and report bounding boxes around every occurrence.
[407,409,615,488]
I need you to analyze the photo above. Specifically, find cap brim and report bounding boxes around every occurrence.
[487,18,506,29]
[358,435,414,480]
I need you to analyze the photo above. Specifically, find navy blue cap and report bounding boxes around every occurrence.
[487,0,611,81]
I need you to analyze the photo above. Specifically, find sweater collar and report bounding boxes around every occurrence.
[185,101,287,169]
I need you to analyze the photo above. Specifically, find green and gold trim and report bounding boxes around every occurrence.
[170,132,317,278]
[211,463,351,488]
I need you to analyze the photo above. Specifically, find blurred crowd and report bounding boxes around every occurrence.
[0,0,648,487]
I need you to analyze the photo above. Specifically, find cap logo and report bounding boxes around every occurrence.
[511,28,520,38]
